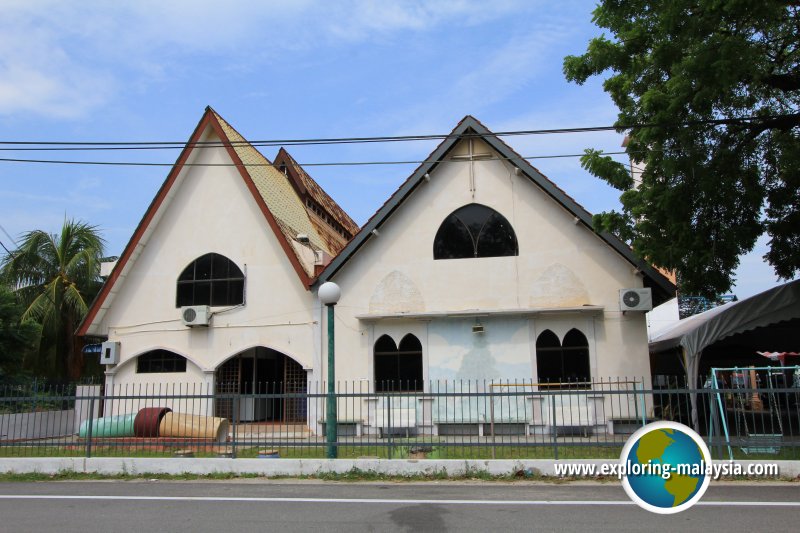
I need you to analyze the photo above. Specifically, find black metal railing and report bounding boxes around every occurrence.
[1,378,799,460]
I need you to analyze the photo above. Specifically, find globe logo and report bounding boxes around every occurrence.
[620,421,712,514]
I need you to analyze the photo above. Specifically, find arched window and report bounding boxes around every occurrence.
[535,330,563,385]
[561,329,591,384]
[536,328,590,388]
[176,253,244,307]
[136,350,187,373]
[433,204,518,259]
[374,334,423,392]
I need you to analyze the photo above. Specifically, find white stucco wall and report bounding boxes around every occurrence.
[325,138,652,389]
[96,126,319,393]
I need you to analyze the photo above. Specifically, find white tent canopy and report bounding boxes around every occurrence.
[650,279,800,360]
[649,279,800,429]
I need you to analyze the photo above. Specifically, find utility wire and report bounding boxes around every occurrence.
[0,238,13,256]
[0,223,18,248]
[0,151,631,168]
[0,113,791,149]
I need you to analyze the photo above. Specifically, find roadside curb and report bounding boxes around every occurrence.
[1,458,798,479]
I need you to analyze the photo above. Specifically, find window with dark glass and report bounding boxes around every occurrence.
[176,253,244,307]
[536,328,590,388]
[433,204,518,259]
[374,334,423,392]
[136,350,187,373]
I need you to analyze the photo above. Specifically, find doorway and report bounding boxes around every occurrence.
[215,347,307,423]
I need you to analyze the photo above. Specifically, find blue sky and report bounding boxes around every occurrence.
[0,0,790,298]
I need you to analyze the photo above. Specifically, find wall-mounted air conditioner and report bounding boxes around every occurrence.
[619,288,653,312]
[181,305,211,327]
[100,341,120,365]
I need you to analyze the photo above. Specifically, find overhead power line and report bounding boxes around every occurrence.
[0,114,791,150]
[0,151,631,169]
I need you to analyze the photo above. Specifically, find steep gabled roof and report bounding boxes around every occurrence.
[77,107,338,337]
[211,114,332,256]
[273,148,359,255]
[315,115,676,303]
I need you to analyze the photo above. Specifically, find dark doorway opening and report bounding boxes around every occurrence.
[215,347,307,423]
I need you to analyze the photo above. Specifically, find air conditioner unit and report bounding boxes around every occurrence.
[619,288,653,312]
[100,341,120,365]
[181,305,211,327]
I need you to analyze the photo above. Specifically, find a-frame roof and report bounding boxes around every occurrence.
[78,107,344,337]
[315,115,676,303]
[274,148,359,255]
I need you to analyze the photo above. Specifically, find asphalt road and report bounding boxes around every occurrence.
[0,480,798,532]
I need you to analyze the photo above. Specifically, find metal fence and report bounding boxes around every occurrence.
[1,378,799,460]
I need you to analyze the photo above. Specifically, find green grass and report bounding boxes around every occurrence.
[727,447,800,460]
[3,440,796,461]
[231,441,623,460]
[0,446,225,459]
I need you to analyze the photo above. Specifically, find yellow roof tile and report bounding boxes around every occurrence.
[212,112,332,266]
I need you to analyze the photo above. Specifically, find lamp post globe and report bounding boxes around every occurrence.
[319,282,341,306]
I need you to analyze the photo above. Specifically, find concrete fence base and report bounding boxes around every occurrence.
[1,458,799,479]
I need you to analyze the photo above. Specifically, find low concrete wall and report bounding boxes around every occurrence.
[0,410,75,441]
[1,458,798,479]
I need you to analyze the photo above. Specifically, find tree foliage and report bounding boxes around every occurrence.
[0,286,38,379]
[564,0,799,296]
[1,219,105,378]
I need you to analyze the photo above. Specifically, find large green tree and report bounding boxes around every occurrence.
[1,219,105,378]
[563,0,799,296]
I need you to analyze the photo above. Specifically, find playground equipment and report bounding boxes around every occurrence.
[79,406,228,442]
[709,363,800,459]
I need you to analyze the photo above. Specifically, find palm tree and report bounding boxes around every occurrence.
[1,219,105,378]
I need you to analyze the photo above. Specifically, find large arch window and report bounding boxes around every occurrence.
[433,203,518,259]
[176,253,244,307]
[136,350,187,373]
[374,334,423,392]
[536,328,590,388]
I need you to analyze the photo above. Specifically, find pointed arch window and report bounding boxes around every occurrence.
[374,334,423,392]
[536,328,590,388]
[433,203,518,259]
[176,253,244,307]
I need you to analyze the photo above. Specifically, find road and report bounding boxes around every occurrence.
[0,480,798,532]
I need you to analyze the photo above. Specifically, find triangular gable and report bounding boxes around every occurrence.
[78,107,329,337]
[315,115,676,303]
[274,148,359,255]
[211,114,333,257]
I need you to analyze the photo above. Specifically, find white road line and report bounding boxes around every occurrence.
[0,495,798,507]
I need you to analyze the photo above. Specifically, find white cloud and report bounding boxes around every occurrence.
[0,0,535,119]
[0,5,115,118]
[450,27,571,110]
[0,189,112,211]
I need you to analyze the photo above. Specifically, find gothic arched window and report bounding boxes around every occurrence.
[374,334,423,392]
[536,328,590,388]
[433,204,518,259]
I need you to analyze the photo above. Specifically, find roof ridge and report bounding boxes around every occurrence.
[209,109,273,164]
[275,147,360,234]
[78,108,328,336]
[315,115,675,301]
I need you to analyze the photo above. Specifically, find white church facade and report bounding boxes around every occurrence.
[78,108,674,433]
